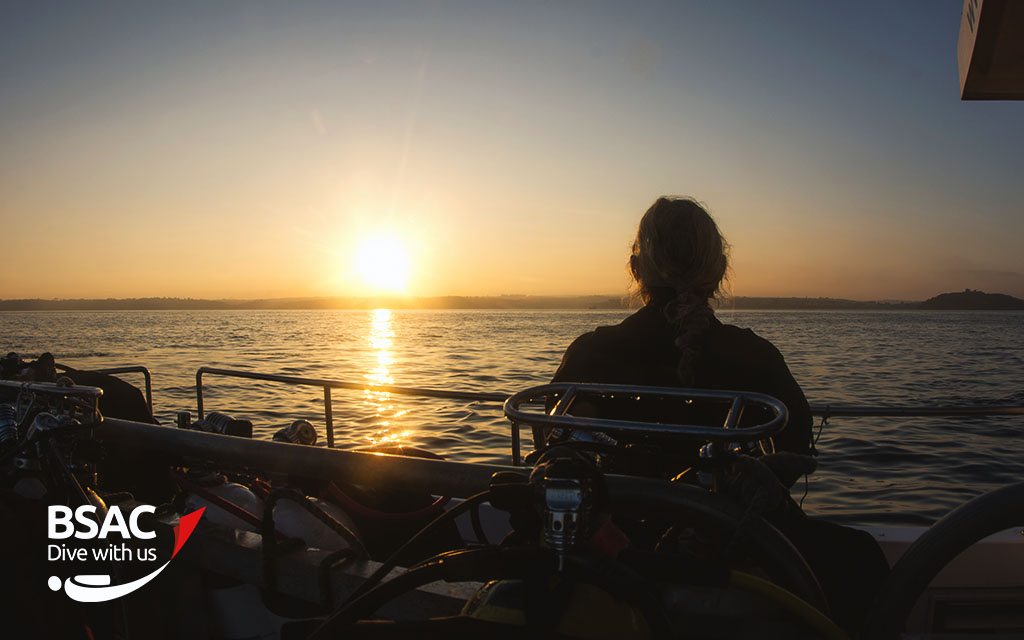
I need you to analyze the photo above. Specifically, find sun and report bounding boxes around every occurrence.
[354,234,412,294]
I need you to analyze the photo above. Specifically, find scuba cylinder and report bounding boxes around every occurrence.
[184,482,264,532]
[272,419,317,445]
[273,498,360,551]
[0,403,18,448]
[194,412,253,438]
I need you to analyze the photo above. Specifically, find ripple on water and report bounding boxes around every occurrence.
[5,308,1022,526]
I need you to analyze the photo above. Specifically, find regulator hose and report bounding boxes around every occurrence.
[264,487,368,559]
[342,490,492,605]
[309,546,671,640]
[607,476,829,614]
[730,570,848,640]
[323,481,450,523]
[862,480,1024,639]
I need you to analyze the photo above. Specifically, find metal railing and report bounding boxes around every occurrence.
[504,383,790,465]
[194,367,509,448]
[194,366,1024,461]
[0,379,105,424]
[92,366,153,415]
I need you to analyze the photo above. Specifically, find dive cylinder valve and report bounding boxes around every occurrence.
[542,475,585,570]
[533,451,601,571]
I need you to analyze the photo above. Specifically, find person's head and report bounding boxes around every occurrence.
[629,197,729,305]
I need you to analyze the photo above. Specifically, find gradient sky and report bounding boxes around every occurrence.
[1,1,1021,300]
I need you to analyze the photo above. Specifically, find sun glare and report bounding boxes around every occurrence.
[355,234,411,294]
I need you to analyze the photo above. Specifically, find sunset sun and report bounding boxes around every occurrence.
[354,234,412,294]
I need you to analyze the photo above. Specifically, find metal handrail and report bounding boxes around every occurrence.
[194,367,510,448]
[504,383,790,466]
[192,366,1024,456]
[92,366,153,415]
[0,379,103,398]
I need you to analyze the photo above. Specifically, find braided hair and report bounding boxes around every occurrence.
[629,197,730,386]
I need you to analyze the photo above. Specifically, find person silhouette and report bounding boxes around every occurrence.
[543,197,888,631]
[545,196,812,459]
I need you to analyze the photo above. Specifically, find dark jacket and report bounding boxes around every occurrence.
[550,303,812,455]
[549,305,890,631]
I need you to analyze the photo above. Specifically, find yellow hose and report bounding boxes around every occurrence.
[729,570,848,640]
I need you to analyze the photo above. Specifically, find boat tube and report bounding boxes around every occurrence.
[3,372,1023,639]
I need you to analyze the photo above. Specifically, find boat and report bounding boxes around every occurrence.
[5,3,1024,639]
[2,361,1023,640]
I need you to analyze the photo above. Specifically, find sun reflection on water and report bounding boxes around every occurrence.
[363,309,410,446]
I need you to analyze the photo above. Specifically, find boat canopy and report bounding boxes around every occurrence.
[958,0,1024,99]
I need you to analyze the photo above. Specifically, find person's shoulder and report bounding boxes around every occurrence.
[563,327,603,354]
[554,329,603,382]
[554,308,658,381]
[714,321,768,342]
[591,306,669,346]
[563,315,630,359]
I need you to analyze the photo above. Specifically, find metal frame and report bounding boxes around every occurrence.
[193,366,1024,460]
[0,379,104,399]
[0,379,104,424]
[504,383,790,465]
[92,366,153,415]
[92,416,826,609]
[194,366,508,449]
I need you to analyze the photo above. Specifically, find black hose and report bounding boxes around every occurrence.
[318,548,357,609]
[325,477,826,628]
[341,490,492,606]
[311,547,551,638]
[261,488,367,598]
[469,500,488,545]
[310,547,672,640]
[861,480,1024,639]
[606,476,829,614]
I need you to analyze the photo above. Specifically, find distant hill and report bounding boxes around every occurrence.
[0,295,628,311]
[718,297,916,310]
[2,292,1019,311]
[0,294,912,311]
[919,289,1024,310]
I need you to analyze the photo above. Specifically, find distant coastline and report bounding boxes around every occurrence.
[918,289,1024,310]
[1,290,1021,311]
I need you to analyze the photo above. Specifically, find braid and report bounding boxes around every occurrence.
[629,197,729,386]
[664,292,715,386]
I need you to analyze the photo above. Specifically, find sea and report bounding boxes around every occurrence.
[4,308,1022,527]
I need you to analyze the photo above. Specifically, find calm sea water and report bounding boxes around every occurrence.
[4,309,1023,527]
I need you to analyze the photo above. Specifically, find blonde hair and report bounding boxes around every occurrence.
[628,197,730,385]
[629,197,729,304]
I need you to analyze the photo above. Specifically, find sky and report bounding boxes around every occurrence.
[1,0,1021,301]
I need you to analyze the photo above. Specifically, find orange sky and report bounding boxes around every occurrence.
[1,2,1021,301]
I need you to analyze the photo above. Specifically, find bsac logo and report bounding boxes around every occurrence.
[46,505,205,603]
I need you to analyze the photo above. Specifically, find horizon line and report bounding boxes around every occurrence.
[0,293,922,304]
[3,290,1016,311]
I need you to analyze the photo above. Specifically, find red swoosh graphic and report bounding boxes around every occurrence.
[172,507,205,558]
